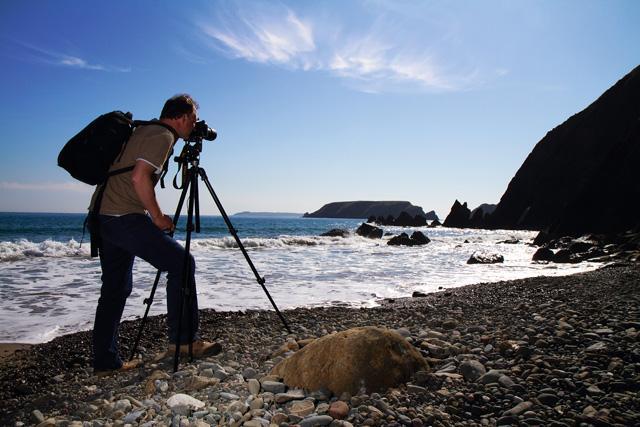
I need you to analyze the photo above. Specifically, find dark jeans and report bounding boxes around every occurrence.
[92,213,199,370]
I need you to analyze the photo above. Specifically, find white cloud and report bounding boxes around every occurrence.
[16,41,130,72]
[197,3,479,92]
[0,181,92,192]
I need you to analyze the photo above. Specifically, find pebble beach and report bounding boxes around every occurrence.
[2,263,639,427]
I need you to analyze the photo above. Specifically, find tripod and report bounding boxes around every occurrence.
[129,139,292,372]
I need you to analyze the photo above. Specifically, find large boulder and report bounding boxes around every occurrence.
[270,327,429,395]
[410,231,431,245]
[356,223,383,239]
[388,233,413,246]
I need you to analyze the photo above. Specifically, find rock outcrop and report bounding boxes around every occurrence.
[355,223,383,239]
[304,201,428,219]
[270,327,429,395]
[487,65,640,235]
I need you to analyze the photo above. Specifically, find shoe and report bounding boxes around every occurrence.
[94,359,143,377]
[167,340,222,358]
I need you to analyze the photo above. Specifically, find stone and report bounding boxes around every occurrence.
[388,233,414,246]
[503,401,534,416]
[356,223,383,239]
[166,394,205,411]
[271,326,429,395]
[275,389,305,403]
[262,380,286,394]
[36,419,56,427]
[247,378,261,395]
[123,410,145,424]
[289,399,315,417]
[459,360,486,381]
[410,231,431,245]
[321,229,350,237]
[537,393,558,406]
[31,410,45,424]
[467,252,504,264]
[328,401,350,419]
[250,397,264,410]
[227,401,249,414]
[299,415,334,427]
[478,369,504,384]
[185,375,220,391]
[271,413,288,424]
[242,367,258,379]
[532,247,554,262]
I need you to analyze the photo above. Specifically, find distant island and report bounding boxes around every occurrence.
[231,211,303,218]
[303,201,438,220]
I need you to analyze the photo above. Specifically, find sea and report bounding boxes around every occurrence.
[0,212,599,344]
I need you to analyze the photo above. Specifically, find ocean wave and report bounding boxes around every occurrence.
[189,235,358,250]
[0,239,89,261]
[0,235,361,261]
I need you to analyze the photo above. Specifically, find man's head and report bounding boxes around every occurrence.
[160,94,199,140]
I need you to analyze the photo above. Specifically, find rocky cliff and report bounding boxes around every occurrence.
[304,201,430,219]
[487,64,640,235]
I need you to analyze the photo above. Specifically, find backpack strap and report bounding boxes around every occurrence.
[132,120,179,189]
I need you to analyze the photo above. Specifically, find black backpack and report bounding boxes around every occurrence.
[58,111,176,256]
[58,111,137,185]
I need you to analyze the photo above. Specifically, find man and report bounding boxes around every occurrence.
[90,94,220,375]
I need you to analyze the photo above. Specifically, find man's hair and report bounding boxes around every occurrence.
[160,94,199,119]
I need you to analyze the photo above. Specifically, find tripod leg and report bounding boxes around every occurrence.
[197,168,292,333]
[173,166,198,371]
[129,174,191,362]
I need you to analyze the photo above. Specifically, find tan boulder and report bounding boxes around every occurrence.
[270,326,429,395]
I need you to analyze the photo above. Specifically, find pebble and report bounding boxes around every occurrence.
[299,415,334,427]
[246,378,261,395]
[290,399,316,417]
[261,380,286,394]
[460,359,486,381]
[328,400,350,419]
[166,394,205,410]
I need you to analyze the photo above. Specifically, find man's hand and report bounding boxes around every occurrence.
[153,214,175,232]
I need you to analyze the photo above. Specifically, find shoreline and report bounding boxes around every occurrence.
[2,262,639,426]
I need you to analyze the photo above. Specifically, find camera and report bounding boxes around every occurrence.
[186,120,217,142]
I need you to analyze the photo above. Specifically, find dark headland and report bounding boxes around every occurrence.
[304,201,438,221]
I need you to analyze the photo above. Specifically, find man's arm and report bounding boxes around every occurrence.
[131,160,174,231]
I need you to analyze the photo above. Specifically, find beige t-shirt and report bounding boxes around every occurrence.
[90,124,176,215]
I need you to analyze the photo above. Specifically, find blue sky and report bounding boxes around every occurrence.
[1,1,638,217]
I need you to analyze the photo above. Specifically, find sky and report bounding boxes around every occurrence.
[0,0,638,218]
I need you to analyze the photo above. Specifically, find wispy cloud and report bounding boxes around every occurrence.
[0,181,92,192]
[196,3,480,93]
[15,41,130,72]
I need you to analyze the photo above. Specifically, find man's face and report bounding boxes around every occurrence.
[177,109,198,139]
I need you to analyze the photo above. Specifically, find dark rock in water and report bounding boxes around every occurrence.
[356,223,383,239]
[410,231,431,245]
[467,252,504,264]
[443,200,471,228]
[370,211,432,227]
[388,233,413,246]
[388,231,431,246]
[532,247,554,262]
[320,229,349,237]
[429,218,442,227]
[488,65,640,235]
[498,238,520,244]
[552,249,574,263]
[412,291,428,298]
[395,211,419,227]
